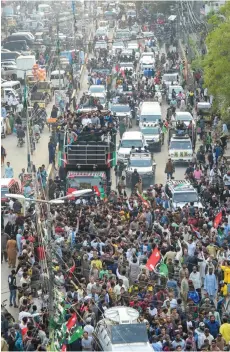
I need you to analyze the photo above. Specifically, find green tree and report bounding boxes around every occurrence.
[203,2,230,115]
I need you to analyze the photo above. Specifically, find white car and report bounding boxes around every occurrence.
[169,134,193,163]
[111,41,125,55]
[117,131,147,164]
[174,112,194,127]
[88,85,106,96]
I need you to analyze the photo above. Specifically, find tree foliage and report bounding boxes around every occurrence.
[203,2,230,114]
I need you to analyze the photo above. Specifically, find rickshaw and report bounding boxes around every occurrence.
[197,102,212,124]
[30,92,49,108]
[26,74,37,88]
[37,81,52,101]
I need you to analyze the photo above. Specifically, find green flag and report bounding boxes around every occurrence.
[68,326,83,344]
[159,263,168,277]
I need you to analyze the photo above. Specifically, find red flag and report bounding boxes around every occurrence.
[67,264,76,279]
[66,312,77,330]
[214,211,222,228]
[146,247,161,271]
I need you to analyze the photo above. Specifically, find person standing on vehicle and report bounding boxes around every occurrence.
[165,158,175,180]
[131,169,140,192]
[4,161,14,178]
[114,161,124,186]
[8,269,18,307]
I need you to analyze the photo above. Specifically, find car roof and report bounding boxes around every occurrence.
[122,131,143,139]
[89,85,105,88]
[130,152,151,159]
[2,80,20,87]
[50,70,65,74]
[167,180,195,191]
[175,112,193,117]
[169,85,183,89]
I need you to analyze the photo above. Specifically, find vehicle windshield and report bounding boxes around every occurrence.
[115,32,130,39]
[111,105,130,112]
[98,97,105,104]
[198,108,210,113]
[37,82,49,89]
[89,86,105,93]
[95,42,107,48]
[112,42,124,47]
[140,115,161,123]
[121,140,143,148]
[120,63,133,68]
[96,30,107,35]
[142,127,159,135]
[173,192,198,203]
[176,115,192,121]
[67,176,100,189]
[130,159,152,167]
[51,74,64,79]
[169,87,183,94]
[170,141,192,149]
[111,324,148,345]
[163,74,177,81]
[1,188,8,198]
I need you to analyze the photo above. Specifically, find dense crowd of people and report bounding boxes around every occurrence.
[2,162,230,351]
[2,4,230,352]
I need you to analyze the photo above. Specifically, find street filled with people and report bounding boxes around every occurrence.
[1,1,230,352]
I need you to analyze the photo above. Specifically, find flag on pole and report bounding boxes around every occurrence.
[146,247,161,271]
[66,312,77,330]
[68,326,84,344]
[214,211,222,228]
[159,263,168,277]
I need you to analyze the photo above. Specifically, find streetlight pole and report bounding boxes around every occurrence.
[56,16,61,92]
[23,70,32,172]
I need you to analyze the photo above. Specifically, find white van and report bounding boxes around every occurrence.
[38,4,51,14]
[1,81,22,96]
[117,131,147,164]
[138,102,162,127]
[50,70,67,90]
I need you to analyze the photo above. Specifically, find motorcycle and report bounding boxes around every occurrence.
[17,138,24,147]
[35,133,40,143]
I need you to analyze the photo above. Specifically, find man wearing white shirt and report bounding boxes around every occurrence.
[116,267,129,290]
[86,277,95,295]
[114,279,126,295]
[187,239,196,256]
[223,172,230,187]
[189,266,202,291]
[82,116,92,126]
[19,309,32,322]
[75,197,87,205]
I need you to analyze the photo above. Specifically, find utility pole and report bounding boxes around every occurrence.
[56,17,61,91]
[72,0,78,89]
[23,71,32,173]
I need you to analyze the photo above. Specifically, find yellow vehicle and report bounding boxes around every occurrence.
[197,102,212,122]
[30,92,48,108]
[37,81,52,101]
[26,74,37,87]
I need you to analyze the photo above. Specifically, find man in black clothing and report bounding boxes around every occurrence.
[131,169,140,192]
[185,163,194,177]
[8,269,18,307]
